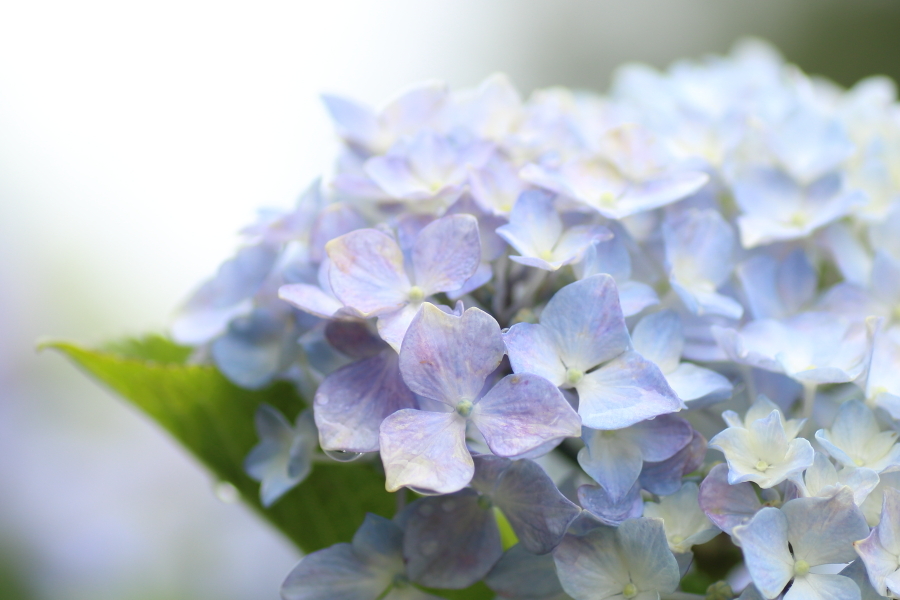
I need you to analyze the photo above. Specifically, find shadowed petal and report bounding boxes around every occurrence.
[698,464,762,535]
[579,428,644,501]
[473,456,581,554]
[578,482,643,526]
[485,544,568,600]
[472,374,581,457]
[379,409,472,494]
[281,543,391,600]
[403,490,503,589]
[732,507,794,599]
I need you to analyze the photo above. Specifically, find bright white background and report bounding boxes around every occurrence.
[0,2,895,599]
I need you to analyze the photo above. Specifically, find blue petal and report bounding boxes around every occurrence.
[281,543,391,600]
[484,544,568,600]
[577,482,643,526]
[412,214,482,295]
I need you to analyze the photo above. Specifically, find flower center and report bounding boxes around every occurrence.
[456,399,474,418]
[794,559,810,577]
[755,460,769,472]
[408,286,425,303]
[566,367,584,385]
[622,583,638,599]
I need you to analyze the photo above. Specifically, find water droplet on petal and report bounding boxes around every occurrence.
[215,481,239,503]
[324,449,364,462]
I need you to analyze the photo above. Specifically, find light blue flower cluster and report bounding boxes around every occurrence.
[174,40,900,599]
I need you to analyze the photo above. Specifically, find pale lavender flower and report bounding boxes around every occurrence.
[496,190,612,271]
[379,303,580,494]
[504,275,684,430]
[575,234,659,317]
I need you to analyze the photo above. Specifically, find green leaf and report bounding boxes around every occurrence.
[45,335,495,600]
[43,335,396,553]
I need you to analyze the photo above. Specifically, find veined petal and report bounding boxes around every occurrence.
[784,490,870,567]
[496,190,564,259]
[472,374,581,457]
[474,456,581,554]
[576,351,684,430]
[399,304,505,405]
[503,322,567,386]
[553,527,632,600]
[541,275,632,372]
[666,362,733,405]
[314,349,417,453]
[617,518,681,596]
[697,464,762,535]
[579,428,644,502]
[281,543,392,600]
[631,310,684,374]
[412,214,481,295]
[578,482,644,527]
[327,229,411,315]
[484,544,567,600]
[785,574,862,600]
[379,409,473,494]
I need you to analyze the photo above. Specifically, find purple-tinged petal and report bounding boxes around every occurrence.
[698,464,763,535]
[577,482,643,526]
[309,203,368,263]
[855,490,900,597]
[399,304,505,405]
[541,275,632,372]
[629,414,694,462]
[484,544,568,600]
[473,456,581,554]
[210,308,298,390]
[376,303,421,352]
[575,351,684,430]
[320,93,380,150]
[412,214,481,295]
[472,374,581,458]
[641,431,708,497]
[841,560,887,600]
[315,349,417,453]
[279,283,344,319]
[379,409,472,494]
[631,310,684,374]
[447,262,493,300]
[281,542,391,600]
[617,518,683,595]
[610,172,709,219]
[324,320,387,360]
[732,507,794,599]
[403,490,502,589]
[327,229,411,315]
[365,155,432,199]
[578,428,644,501]
[503,323,567,387]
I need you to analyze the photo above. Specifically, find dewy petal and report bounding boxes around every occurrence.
[412,214,481,295]
[472,373,581,457]
[541,275,632,372]
[732,507,795,599]
[783,490,870,567]
[399,304,506,405]
[503,322,568,387]
[576,350,684,430]
[281,543,392,600]
[314,349,417,453]
[379,409,473,494]
[579,428,644,502]
[617,518,681,595]
[474,456,581,554]
[578,482,644,527]
[327,229,411,315]
[631,310,685,375]
[698,464,763,535]
[402,490,503,589]
[553,527,632,600]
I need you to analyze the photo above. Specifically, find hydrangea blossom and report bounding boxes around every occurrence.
[157,41,900,600]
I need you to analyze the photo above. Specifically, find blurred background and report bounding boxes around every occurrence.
[2,1,900,598]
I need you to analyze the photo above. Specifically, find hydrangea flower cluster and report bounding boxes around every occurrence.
[175,40,900,600]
